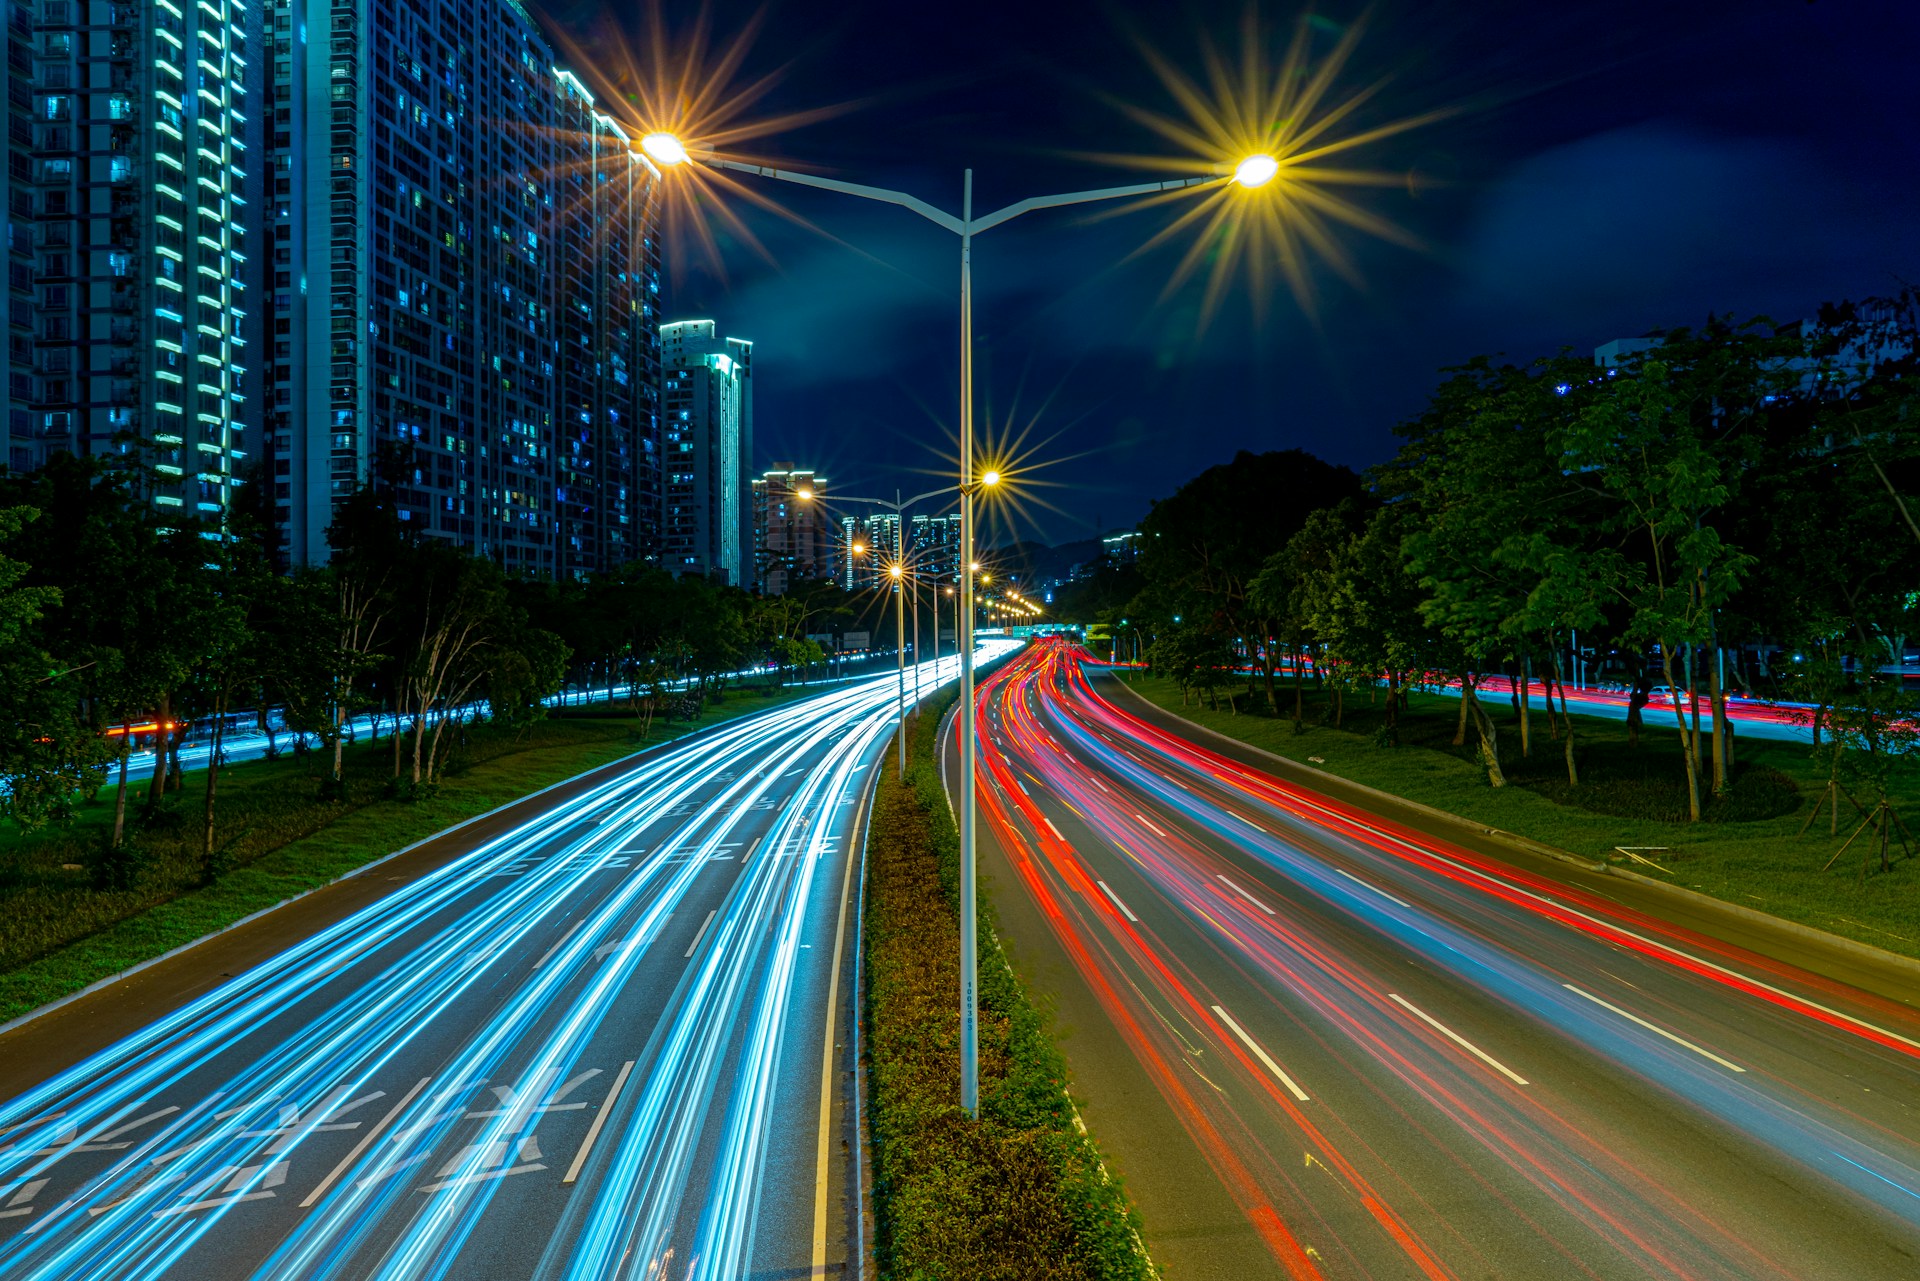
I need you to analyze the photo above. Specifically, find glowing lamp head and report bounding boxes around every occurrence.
[795,487,813,501]
[980,469,1001,488]
[1234,154,1279,188]
[640,133,690,167]
[852,542,866,555]
[888,563,904,580]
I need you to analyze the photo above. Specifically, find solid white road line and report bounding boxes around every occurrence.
[1388,994,1529,1085]
[562,1060,635,1185]
[1334,867,1411,908]
[1211,1005,1310,1101]
[1041,814,1064,841]
[1564,984,1746,1073]
[1134,813,1168,838]
[812,794,861,1277]
[1217,874,1276,916]
[684,909,719,960]
[301,1077,430,1208]
[1097,881,1139,922]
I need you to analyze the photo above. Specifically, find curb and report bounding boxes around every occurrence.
[1104,675,1920,986]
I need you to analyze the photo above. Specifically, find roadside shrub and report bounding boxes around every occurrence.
[865,686,1150,1281]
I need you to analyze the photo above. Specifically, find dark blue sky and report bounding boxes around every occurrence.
[538,0,1920,544]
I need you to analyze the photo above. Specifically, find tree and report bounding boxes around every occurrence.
[0,504,109,827]
[1558,348,1758,821]
[1137,449,1364,714]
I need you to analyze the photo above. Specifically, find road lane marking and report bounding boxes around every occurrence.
[1211,1005,1310,1101]
[1097,881,1139,922]
[1225,808,1260,828]
[532,919,587,969]
[1091,777,1110,792]
[1133,813,1167,838]
[812,790,862,1278]
[1563,985,1746,1072]
[1217,874,1276,915]
[300,1076,430,1208]
[1041,814,1064,841]
[684,909,719,959]
[745,836,764,861]
[1387,994,1529,1085]
[1197,760,1920,1061]
[1334,867,1411,908]
[561,1060,635,1185]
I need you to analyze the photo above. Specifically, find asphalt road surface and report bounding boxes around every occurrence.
[0,648,1012,1281]
[966,639,1920,1280]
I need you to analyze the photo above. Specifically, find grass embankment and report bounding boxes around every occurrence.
[865,686,1150,1281]
[0,685,810,1024]
[1121,673,1920,962]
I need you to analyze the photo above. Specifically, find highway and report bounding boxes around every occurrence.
[0,648,1011,1281]
[968,640,1920,1280]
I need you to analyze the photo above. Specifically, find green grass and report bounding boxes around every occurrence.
[864,686,1150,1281]
[0,683,814,1024]
[1121,674,1920,961]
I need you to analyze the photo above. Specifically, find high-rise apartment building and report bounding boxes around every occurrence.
[4,0,263,513]
[838,511,897,591]
[751,463,832,594]
[264,0,662,577]
[908,510,961,580]
[660,318,751,584]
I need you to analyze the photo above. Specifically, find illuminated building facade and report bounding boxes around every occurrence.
[908,510,961,580]
[751,463,831,595]
[838,511,898,591]
[5,0,263,512]
[264,0,662,576]
[660,317,751,584]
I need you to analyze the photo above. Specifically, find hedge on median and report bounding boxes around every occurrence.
[863,681,1152,1280]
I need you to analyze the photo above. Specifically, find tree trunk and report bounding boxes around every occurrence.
[411,709,427,785]
[1686,645,1703,777]
[1709,646,1729,794]
[202,688,227,872]
[1661,645,1703,821]
[1466,684,1505,787]
[1292,647,1304,722]
[1626,657,1652,748]
[148,689,172,805]
[1453,673,1471,746]
[1517,656,1532,758]
[1260,641,1278,716]
[1551,652,1578,786]
[392,705,405,778]
[332,701,346,785]
[111,722,131,850]
[167,721,185,793]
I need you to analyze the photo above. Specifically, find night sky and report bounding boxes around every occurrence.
[535,0,1920,545]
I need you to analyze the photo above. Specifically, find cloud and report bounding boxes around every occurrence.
[1451,122,1915,336]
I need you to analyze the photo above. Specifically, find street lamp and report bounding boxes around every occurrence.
[1233,153,1280,188]
[647,135,1247,1120]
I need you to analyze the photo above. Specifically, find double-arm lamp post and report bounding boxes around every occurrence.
[641,132,1279,1118]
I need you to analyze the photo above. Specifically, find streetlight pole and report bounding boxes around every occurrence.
[891,563,906,776]
[642,133,1265,1119]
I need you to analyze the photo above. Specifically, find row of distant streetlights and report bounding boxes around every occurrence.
[634,126,1282,1120]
